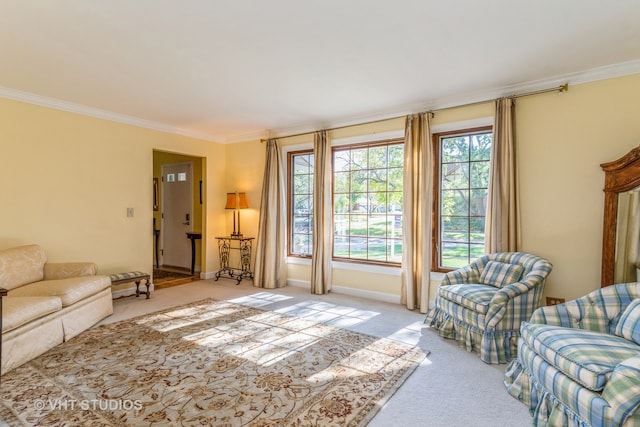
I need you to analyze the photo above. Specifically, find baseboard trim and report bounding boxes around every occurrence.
[287,279,400,304]
[200,271,217,280]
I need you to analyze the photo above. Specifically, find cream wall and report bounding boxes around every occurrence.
[2,72,640,305]
[0,97,227,279]
[229,73,640,304]
[517,73,640,300]
[223,140,264,240]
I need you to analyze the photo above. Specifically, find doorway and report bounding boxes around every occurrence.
[161,162,193,269]
[153,150,205,281]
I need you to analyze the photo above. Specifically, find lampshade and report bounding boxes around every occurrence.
[237,192,249,209]
[225,192,237,210]
[225,192,249,210]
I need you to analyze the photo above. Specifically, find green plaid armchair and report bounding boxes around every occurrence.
[504,283,640,427]
[425,252,552,364]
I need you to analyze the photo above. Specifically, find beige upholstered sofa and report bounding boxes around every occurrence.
[0,244,113,374]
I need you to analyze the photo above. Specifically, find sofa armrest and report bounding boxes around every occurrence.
[43,262,98,280]
[603,355,640,425]
[490,281,530,304]
[441,264,480,286]
[528,302,576,328]
[485,279,547,329]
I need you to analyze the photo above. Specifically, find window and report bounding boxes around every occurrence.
[333,139,404,264]
[433,127,492,271]
[287,138,404,265]
[289,150,314,256]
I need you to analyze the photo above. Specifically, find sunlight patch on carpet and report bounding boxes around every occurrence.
[229,291,294,307]
[0,298,427,426]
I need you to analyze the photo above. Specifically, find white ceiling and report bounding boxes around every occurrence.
[1,0,639,143]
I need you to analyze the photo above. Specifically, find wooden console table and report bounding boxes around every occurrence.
[186,231,202,275]
[214,236,254,284]
[153,228,160,269]
[0,287,6,383]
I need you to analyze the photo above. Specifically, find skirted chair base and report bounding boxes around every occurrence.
[426,308,519,364]
[504,353,595,427]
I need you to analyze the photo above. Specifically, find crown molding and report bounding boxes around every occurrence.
[562,58,640,86]
[247,110,408,143]
[0,86,224,143]
[222,129,272,144]
[251,59,640,143]
[2,59,640,144]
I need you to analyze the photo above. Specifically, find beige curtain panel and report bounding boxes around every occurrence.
[253,139,287,289]
[485,98,521,253]
[401,113,432,313]
[311,131,333,294]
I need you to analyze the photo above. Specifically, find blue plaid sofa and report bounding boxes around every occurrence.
[504,283,640,426]
[425,252,552,364]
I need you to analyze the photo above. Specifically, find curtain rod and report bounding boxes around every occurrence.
[260,83,568,143]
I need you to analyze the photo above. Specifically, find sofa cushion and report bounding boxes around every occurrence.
[521,323,640,391]
[8,275,111,307]
[2,296,62,333]
[614,298,640,344]
[438,284,497,314]
[479,261,524,288]
[0,244,46,290]
[43,262,98,280]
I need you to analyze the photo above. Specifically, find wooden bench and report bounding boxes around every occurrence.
[109,271,151,299]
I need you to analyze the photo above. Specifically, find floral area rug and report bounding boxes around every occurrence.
[0,299,427,426]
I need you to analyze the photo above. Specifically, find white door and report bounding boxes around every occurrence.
[161,162,193,269]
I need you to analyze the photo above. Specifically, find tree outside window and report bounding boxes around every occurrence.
[287,139,404,265]
[333,140,404,264]
[289,151,314,256]
[435,128,492,270]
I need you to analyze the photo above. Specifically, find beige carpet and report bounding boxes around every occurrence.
[0,298,426,426]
